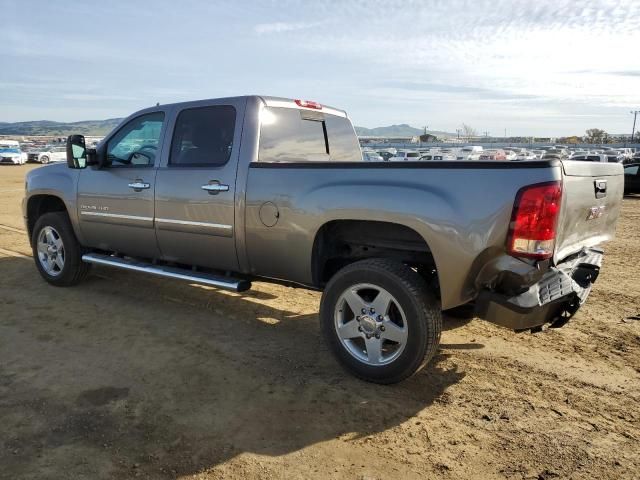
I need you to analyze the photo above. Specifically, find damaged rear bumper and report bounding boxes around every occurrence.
[475,248,603,330]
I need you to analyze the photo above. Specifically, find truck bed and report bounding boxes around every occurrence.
[244,159,623,310]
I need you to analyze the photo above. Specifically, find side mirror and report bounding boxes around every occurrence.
[66,135,87,169]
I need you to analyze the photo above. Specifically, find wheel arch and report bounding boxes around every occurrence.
[26,194,70,242]
[311,219,440,295]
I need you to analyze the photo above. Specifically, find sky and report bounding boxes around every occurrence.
[1,0,639,136]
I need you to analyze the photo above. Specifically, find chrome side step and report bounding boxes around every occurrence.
[81,253,251,292]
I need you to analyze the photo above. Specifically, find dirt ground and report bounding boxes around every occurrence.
[0,164,638,480]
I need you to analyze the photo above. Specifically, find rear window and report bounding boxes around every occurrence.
[625,165,638,175]
[407,152,420,158]
[258,107,360,162]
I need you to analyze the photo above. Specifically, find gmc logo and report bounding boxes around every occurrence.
[587,205,606,220]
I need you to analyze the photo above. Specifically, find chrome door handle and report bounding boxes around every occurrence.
[201,183,229,194]
[128,182,150,190]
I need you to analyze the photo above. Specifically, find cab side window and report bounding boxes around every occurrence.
[106,112,165,167]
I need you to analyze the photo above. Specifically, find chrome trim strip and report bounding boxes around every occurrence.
[155,218,232,230]
[81,253,251,292]
[80,211,153,222]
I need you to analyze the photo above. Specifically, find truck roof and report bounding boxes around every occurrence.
[146,95,349,118]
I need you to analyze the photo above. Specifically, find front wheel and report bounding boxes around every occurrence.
[31,212,91,286]
[320,258,442,384]
[40,156,50,164]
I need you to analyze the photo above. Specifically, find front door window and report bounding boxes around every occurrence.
[106,112,165,167]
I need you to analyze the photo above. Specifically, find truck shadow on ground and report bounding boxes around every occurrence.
[0,256,473,478]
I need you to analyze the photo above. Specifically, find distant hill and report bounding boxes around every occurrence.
[0,119,123,136]
[0,118,454,139]
[355,124,454,138]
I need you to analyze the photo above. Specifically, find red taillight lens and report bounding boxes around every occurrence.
[507,181,562,260]
[294,99,322,110]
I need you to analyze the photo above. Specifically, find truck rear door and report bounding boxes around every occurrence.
[153,98,246,272]
[554,161,624,263]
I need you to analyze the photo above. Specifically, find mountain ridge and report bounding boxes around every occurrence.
[0,119,454,138]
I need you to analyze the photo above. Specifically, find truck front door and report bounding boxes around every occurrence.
[154,99,245,272]
[77,111,166,258]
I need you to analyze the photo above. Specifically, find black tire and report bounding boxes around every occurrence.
[31,211,91,286]
[40,156,49,164]
[320,258,442,384]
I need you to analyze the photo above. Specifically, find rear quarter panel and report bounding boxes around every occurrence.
[244,162,560,309]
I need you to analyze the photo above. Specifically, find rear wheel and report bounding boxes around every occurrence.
[40,155,50,164]
[31,212,90,286]
[320,258,441,384]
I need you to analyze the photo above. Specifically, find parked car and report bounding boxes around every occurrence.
[515,151,537,161]
[23,95,624,384]
[504,150,518,161]
[363,151,384,162]
[456,146,483,160]
[546,148,569,158]
[0,140,27,165]
[28,146,68,164]
[624,163,640,194]
[479,149,507,160]
[377,151,394,161]
[389,150,422,161]
[420,153,455,161]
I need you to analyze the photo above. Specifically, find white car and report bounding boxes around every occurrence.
[0,140,27,165]
[363,151,384,162]
[29,146,68,164]
[515,151,537,161]
[389,151,422,161]
[503,150,518,160]
[421,153,456,161]
[456,146,483,160]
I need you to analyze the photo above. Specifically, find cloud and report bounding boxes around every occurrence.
[254,21,323,34]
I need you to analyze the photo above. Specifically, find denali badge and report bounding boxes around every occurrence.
[587,205,605,220]
[80,205,109,212]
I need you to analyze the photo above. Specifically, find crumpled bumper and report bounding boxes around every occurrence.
[475,248,603,330]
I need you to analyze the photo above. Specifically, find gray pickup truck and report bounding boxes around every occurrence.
[23,96,623,383]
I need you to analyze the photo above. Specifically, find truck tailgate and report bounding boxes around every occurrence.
[554,161,624,263]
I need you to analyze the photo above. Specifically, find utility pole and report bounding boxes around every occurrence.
[631,111,639,144]
[456,128,461,142]
[421,126,429,147]
[483,131,490,144]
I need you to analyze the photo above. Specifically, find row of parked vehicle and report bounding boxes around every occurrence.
[0,140,69,165]
[363,145,639,163]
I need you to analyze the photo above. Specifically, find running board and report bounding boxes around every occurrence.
[81,253,251,292]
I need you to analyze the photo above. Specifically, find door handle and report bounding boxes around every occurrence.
[128,181,150,190]
[201,183,229,194]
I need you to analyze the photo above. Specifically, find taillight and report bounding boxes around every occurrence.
[294,99,322,110]
[507,181,562,260]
